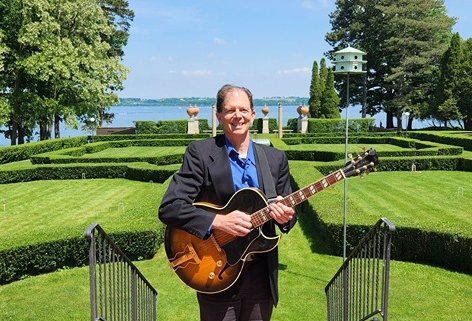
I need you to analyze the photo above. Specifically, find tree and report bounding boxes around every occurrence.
[0,30,9,125]
[326,0,455,130]
[308,60,322,117]
[0,0,133,145]
[320,68,341,118]
[456,37,472,129]
[308,58,340,118]
[434,32,462,127]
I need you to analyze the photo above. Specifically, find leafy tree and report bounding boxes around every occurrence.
[0,0,132,145]
[98,0,134,58]
[0,31,9,124]
[326,0,455,130]
[456,37,472,129]
[434,32,462,127]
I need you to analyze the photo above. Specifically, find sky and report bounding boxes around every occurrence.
[119,0,472,100]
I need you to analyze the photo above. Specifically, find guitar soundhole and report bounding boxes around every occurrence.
[218,263,231,280]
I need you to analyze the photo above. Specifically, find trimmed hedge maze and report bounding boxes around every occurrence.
[0,130,471,284]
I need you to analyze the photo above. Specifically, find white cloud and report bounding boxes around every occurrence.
[276,67,310,74]
[301,1,315,9]
[213,37,227,45]
[301,0,328,10]
[180,70,212,76]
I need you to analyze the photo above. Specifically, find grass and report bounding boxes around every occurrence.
[0,144,472,319]
[0,226,471,320]
[320,169,471,236]
[0,179,162,250]
[288,160,472,236]
[288,143,415,153]
[85,146,187,157]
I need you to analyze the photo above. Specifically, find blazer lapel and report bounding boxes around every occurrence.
[208,136,235,204]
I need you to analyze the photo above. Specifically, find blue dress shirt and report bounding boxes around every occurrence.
[225,137,259,191]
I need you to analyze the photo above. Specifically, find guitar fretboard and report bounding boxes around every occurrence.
[250,170,345,228]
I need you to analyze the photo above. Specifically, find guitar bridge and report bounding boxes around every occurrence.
[169,242,201,269]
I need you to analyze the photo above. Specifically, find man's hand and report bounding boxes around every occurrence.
[269,196,295,225]
[212,210,253,237]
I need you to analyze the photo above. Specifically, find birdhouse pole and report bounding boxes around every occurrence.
[332,46,367,262]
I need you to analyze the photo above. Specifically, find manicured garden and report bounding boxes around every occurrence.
[0,130,471,320]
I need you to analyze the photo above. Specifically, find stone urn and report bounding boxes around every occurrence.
[297,105,309,117]
[261,104,270,117]
[187,105,200,118]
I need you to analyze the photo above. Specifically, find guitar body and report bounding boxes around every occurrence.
[164,188,280,294]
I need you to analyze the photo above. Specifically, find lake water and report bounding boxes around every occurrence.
[0,104,425,146]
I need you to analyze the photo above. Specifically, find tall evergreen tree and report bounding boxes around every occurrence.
[309,58,342,119]
[320,68,341,118]
[308,60,322,118]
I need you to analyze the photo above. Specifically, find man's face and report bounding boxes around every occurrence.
[216,89,255,137]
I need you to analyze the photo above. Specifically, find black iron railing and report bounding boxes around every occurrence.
[325,218,395,321]
[84,223,158,321]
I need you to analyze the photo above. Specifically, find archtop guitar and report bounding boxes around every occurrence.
[164,148,378,293]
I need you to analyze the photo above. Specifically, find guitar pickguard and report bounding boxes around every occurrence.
[223,227,280,265]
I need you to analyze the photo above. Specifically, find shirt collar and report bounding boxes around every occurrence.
[224,136,256,164]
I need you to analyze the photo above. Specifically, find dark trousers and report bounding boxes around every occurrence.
[197,257,273,321]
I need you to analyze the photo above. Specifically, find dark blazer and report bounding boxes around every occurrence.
[159,134,297,306]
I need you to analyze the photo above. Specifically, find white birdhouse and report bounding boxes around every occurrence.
[332,46,367,74]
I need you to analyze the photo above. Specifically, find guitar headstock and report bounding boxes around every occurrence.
[342,148,379,178]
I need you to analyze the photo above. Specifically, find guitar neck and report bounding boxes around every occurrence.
[250,169,345,228]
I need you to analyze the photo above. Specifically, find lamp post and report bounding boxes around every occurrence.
[404,111,410,134]
[89,117,95,142]
[332,46,367,262]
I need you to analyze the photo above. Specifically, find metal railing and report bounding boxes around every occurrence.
[325,218,395,321]
[84,223,158,321]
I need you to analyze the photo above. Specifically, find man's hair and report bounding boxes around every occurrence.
[216,84,254,113]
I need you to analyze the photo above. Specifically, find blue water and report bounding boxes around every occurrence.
[0,104,425,146]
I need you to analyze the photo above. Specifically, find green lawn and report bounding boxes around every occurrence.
[0,169,471,320]
[0,142,471,320]
[288,143,415,152]
[316,169,472,236]
[0,179,162,250]
[0,225,470,321]
[84,146,187,157]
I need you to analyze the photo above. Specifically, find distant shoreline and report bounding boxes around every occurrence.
[116,97,310,107]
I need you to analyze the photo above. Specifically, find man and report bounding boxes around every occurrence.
[159,84,297,321]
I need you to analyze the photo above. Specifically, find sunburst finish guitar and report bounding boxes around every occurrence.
[164,148,379,293]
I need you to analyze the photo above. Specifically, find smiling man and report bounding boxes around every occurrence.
[158,84,297,321]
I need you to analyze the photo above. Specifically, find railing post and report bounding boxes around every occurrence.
[343,266,348,321]
[325,218,395,321]
[85,223,158,321]
[85,223,99,321]
[132,269,137,321]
